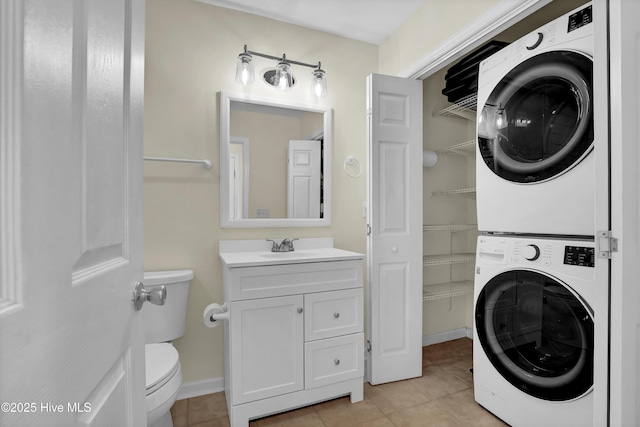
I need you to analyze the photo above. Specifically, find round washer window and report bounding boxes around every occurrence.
[475,270,593,401]
[478,51,593,183]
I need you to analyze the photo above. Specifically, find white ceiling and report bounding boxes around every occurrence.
[195,0,429,45]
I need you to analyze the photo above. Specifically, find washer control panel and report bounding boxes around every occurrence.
[479,236,595,269]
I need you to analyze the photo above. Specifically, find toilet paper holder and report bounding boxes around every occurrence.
[203,302,229,328]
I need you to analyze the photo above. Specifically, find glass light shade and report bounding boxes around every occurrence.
[274,61,292,92]
[311,68,328,98]
[235,53,255,85]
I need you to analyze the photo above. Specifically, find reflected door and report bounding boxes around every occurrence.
[288,140,321,218]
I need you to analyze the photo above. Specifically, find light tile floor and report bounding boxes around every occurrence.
[170,338,508,426]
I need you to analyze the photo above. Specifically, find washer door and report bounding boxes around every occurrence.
[475,270,593,401]
[478,51,593,183]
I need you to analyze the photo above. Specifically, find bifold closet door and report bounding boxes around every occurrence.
[366,73,423,385]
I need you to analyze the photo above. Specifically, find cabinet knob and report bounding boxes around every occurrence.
[391,246,398,253]
[297,307,303,314]
[334,312,340,319]
[334,359,340,366]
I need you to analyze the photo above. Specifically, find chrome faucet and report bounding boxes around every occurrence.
[266,238,299,252]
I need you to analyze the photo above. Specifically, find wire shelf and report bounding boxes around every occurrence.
[423,224,477,232]
[432,188,476,199]
[423,281,474,301]
[434,94,478,121]
[423,253,476,266]
[437,139,476,157]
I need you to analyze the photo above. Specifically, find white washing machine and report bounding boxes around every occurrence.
[476,3,594,236]
[473,234,594,426]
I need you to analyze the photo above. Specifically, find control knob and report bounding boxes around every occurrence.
[525,32,544,50]
[523,244,541,261]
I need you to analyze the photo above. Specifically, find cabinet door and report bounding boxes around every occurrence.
[230,295,304,404]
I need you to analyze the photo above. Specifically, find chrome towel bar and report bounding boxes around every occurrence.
[143,156,212,169]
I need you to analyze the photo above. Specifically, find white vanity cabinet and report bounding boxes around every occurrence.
[219,239,365,427]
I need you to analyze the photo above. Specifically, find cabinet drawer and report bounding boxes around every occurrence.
[304,333,364,390]
[226,260,362,301]
[304,288,363,341]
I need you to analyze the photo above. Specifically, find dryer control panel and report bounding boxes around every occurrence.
[568,5,593,33]
[564,245,595,267]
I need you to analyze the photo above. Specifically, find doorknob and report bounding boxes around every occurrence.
[133,281,166,311]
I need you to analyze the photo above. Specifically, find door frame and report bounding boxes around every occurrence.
[398,0,553,80]
[388,0,609,424]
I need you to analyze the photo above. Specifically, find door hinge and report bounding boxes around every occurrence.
[367,224,372,236]
[597,230,618,259]
[367,340,372,353]
[366,108,372,117]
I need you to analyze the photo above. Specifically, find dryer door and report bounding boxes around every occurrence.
[478,51,593,183]
[475,269,593,401]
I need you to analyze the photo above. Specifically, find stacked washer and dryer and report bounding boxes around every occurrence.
[472,3,597,426]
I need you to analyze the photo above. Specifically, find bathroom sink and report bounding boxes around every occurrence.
[219,239,364,268]
[260,251,318,259]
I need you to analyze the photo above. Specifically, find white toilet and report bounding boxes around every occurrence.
[143,269,193,427]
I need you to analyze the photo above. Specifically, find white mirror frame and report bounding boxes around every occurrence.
[219,91,332,228]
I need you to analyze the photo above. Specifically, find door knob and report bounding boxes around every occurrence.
[133,281,166,311]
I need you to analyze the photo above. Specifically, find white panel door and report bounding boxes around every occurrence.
[0,0,146,425]
[606,0,640,425]
[366,73,423,385]
[288,140,321,218]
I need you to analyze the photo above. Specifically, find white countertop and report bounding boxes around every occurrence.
[219,238,364,268]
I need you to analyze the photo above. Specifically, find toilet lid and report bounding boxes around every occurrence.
[145,343,180,395]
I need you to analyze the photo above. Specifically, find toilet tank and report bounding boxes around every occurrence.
[143,269,193,344]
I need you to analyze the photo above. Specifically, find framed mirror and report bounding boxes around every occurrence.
[220,91,332,228]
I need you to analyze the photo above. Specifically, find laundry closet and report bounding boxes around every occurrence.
[419,0,589,343]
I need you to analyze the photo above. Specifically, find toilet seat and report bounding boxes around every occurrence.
[146,343,180,395]
[146,343,182,426]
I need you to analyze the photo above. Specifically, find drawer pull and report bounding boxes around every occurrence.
[334,312,340,319]
[297,307,303,313]
[334,359,340,366]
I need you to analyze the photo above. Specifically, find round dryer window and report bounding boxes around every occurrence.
[477,51,593,183]
[475,270,594,401]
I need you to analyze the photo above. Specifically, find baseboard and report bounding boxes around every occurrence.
[176,377,225,401]
[422,327,473,347]
[183,329,473,396]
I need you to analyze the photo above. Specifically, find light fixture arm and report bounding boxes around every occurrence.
[236,45,327,97]
[243,45,320,70]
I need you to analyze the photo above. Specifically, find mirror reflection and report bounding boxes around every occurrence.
[220,92,332,228]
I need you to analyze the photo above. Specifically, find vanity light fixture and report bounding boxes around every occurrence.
[235,45,327,97]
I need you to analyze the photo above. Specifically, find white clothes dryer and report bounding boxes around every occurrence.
[476,3,594,236]
[473,235,595,426]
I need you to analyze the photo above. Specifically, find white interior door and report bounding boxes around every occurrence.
[366,73,423,385]
[0,0,146,425]
[606,0,640,425]
[288,140,321,218]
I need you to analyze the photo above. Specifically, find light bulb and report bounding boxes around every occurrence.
[235,53,254,86]
[310,68,327,98]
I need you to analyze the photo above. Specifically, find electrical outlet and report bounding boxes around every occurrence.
[256,208,270,218]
